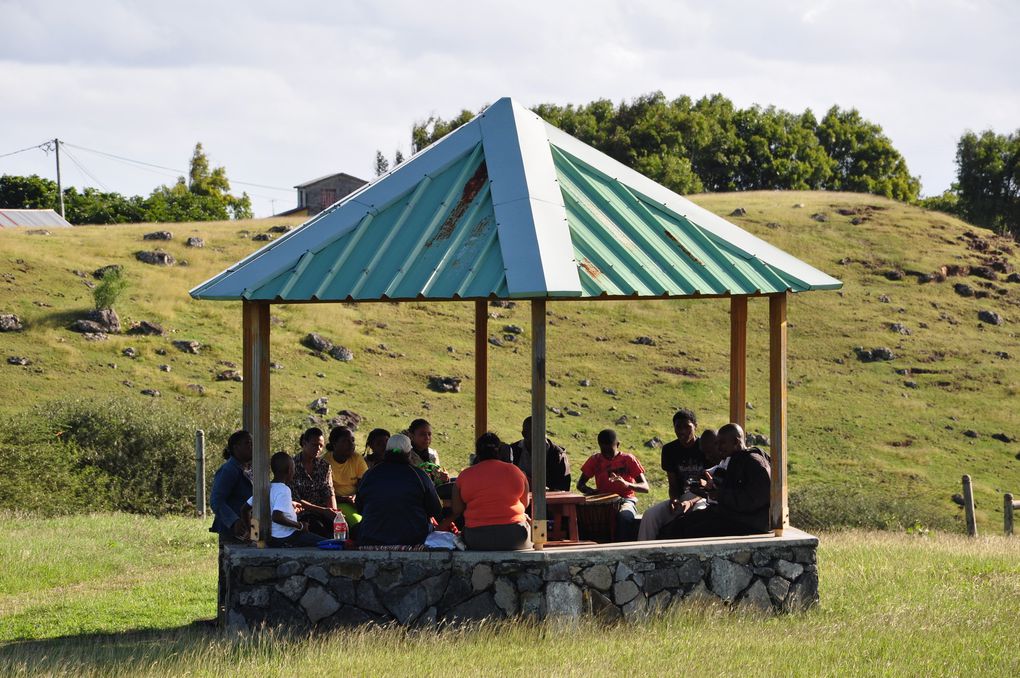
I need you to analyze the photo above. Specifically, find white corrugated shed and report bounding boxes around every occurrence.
[0,209,72,228]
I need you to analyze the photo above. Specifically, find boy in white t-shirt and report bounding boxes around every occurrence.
[247,452,322,548]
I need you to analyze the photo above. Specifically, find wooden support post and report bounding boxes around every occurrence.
[729,296,748,428]
[195,429,206,517]
[769,293,788,535]
[531,298,548,550]
[243,301,272,548]
[1004,493,1014,536]
[474,299,488,440]
[962,474,977,537]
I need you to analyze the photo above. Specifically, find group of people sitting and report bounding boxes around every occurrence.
[208,409,771,553]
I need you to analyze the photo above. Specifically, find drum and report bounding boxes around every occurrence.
[577,494,622,543]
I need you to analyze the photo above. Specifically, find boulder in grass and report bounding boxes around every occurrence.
[854,346,896,362]
[729,208,747,217]
[978,310,1004,326]
[7,356,30,366]
[329,345,354,362]
[70,319,106,334]
[85,308,121,334]
[185,237,205,248]
[0,313,24,332]
[428,375,462,393]
[127,320,165,336]
[970,266,997,280]
[143,231,173,241]
[216,370,243,382]
[954,283,974,297]
[92,264,123,280]
[302,333,333,353]
[329,410,363,431]
[172,340,202,354]
[136,250,176,266]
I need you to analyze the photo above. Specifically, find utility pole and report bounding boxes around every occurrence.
[54,138,65,219]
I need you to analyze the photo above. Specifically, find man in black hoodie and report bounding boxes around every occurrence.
[659,423,771,538]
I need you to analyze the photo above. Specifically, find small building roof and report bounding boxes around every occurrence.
[192,98,842,302]
[0,208,72,228]
[294,172,368,189]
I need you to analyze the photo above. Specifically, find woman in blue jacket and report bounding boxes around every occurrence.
[209,429,253,619]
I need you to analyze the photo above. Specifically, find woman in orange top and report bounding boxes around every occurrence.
[443,432,532,551]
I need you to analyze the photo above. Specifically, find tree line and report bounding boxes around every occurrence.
[918,130,1019,237]
[412,92,921,201]
[411,92,1019,238]
[0,143,252,224]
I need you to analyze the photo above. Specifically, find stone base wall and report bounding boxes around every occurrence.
[224,530,818,630]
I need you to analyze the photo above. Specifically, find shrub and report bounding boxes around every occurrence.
[789,484,957,533]
[0,398,239,515]
[92,268,127,310]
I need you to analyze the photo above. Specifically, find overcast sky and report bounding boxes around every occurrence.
[1,0,1017,217]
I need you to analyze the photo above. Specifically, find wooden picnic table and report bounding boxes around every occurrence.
[543,490,586,542]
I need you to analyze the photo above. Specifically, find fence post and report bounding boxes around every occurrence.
[962,474,977,537]
[195,430,206,517]
[1005,493,1014,536]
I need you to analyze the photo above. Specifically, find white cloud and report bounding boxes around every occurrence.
[0,0,1017,216]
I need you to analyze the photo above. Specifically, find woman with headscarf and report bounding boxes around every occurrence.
[355,433,442,546]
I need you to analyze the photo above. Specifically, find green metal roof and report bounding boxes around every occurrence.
[191,98,841,302]
[554,145,811,296]
[243,143,509,302]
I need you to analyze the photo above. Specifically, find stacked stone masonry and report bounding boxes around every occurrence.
[224,531,819,630]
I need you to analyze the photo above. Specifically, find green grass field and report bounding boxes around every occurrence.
[1,190,1019,528]
[1,513,1017,676]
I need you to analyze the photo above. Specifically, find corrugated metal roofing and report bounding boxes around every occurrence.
[0,209,72,228]
[191,98,841,302]
[553,145,811,296]
[294,172,367,189]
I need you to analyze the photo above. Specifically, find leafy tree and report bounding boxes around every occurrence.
[64,187,146,225]
[918,188,961,217]
[184,143,253,220]
[817,107,920,201]
[954,129,1020,235]
[1,144,252,223]
[411,109,478,153]
[409,94,921,203]
[374,150,390,176]
[92,267,127,310]
[0,174,59,210]
[143,179,230,222]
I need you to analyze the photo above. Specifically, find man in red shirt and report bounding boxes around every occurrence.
[577,429,649,541]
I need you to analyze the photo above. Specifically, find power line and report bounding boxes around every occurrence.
[63,142,294,192]
[0,140,51,159]
[60,146,111,192]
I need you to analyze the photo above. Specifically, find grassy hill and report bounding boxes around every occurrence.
[1,191,1018,529]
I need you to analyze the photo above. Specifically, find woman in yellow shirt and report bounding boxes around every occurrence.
[324,426,368,528]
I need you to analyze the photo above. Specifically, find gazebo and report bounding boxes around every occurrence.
[192,97,841,553]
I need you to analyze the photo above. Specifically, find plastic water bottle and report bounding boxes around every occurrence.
[333,511,348,542]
